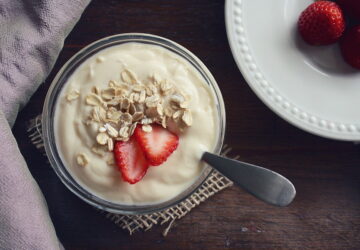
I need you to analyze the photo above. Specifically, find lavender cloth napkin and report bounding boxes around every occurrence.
[0,0,90,249]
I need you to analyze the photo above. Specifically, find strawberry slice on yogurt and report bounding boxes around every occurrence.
[114,137,149,184]
[135,124,179,166]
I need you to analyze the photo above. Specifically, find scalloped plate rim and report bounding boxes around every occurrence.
[225,0,360,141]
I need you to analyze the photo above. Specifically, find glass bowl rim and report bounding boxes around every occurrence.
[42,33,226,215]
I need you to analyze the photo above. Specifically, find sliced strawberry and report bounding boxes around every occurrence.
[113,137,149,184]
[134,124,179,166]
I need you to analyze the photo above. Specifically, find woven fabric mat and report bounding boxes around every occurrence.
[26,115,234,235]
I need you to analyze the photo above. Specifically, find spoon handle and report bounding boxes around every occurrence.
[202,152,296,207]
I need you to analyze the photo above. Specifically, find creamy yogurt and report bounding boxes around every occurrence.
[54,43,219,205]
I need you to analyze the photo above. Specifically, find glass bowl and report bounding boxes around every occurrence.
[42,33,226,215]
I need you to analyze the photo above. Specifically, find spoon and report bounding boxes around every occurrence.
[202,152,296,207]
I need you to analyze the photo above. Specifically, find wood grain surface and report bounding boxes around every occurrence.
[12,0,360,249]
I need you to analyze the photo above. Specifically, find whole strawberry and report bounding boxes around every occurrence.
[337,0,360,20]
[298,1,345,45]
[340,25,360,69]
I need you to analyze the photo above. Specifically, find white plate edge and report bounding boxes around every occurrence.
[225,0,360,141]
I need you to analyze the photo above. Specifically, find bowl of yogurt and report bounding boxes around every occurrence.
[42,33,226,214]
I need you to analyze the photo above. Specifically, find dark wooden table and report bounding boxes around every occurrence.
[12,0,360,249]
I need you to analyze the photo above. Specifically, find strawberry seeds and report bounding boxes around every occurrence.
[298,0,360,69]
[114,124,179,184]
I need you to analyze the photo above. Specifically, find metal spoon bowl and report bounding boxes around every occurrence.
[202,152,296,206]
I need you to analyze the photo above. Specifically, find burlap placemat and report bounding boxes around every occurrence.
[26,115,234,235]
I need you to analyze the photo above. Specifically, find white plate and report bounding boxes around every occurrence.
[225,0,360,141]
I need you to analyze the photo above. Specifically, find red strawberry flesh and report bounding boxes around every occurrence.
[134,124,179,166]
[113,137,149,184]
[340,25,360,69]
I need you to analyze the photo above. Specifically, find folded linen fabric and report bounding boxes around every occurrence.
[0,0,90,249]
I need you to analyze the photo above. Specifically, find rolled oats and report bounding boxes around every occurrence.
[138,90,146,103]
[129,92,136,103]
[156,103,163,116]
[96,56,105,63]
[66,89,80,102]
[172,110,182,120]
[98,126,106,133]
[132,112,144,122]
[107,109,121,121]
[108,80,117,88]
[120,113,132,123]
[146,104,162,118]
[146,102,158,108]
[86,93,103,106]
[104,123,119,138]
[97,106,107,121]
[81,70,193,148]
[147,84,157,95]
[91,146,106,156]
[120,98,130,111]
[119,126,129,138]
[134,103,144,113]
[145,86,153,96]
[164,106,174,117]
[129,122,137,136]
[101,88,116,100]
[107,138,114,151]
[96,132,109,145]
[142,124,152,133]
[121,69,137,84]
[115,88,124,96]
[145,95,159,107]
[91,86,100,95]
[129,103,136,115]
[169,93,186,109]
[161,116,167,128]
[91,108,101,122]
[115,136,129,142]
[182,110,193,126]
[132,84,144,92]
[106,98,120,107]
[149,73,161,85]
[141,117,152,125]
[179,100,189,109]
[133,92,140,103]
[76,153,88,167]
[160,80,173,95]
